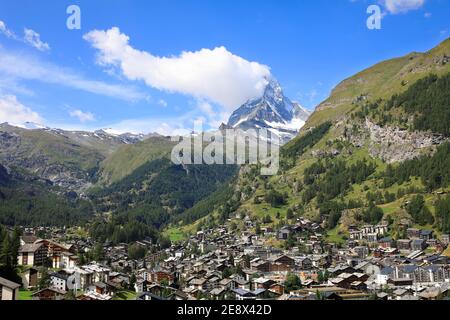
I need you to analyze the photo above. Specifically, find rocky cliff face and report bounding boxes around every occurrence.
[344,118,447,163]
[0,124,108,191]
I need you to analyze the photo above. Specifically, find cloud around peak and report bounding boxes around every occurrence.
[381,0,426,14]
[83,27,271,110]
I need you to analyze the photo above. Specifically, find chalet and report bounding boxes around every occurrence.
[0,277,21,300]
[350,281,367,291]
[210,287,227,299]
[269,262,292,273]
[270,255,295,268]
[219,278,234,290]
[232,288,266,300]
[252,261,271,273]
[353,246,369,259]
[148,268,175,285]
[136,292,168,300]
[349,230,363,241]
[296,257,313,270]
[21,267,39,289]
[388,278,414,287]
[36,239,74,256]
[365,233,378,243]
[375,224,389,235]
[269,283,285,295]
[378,237,395,249]
[277,227,291,240]
[355,261,381,276]
[411,239,427,251]
[32,287,66,301]
[330,273,368,289]
[407,228,421,239]
[20,234,39,245]
[420,230,433,241]
[441,234,450,245]
[188,278,207,291]
[90,281,112,296]
[232,276,250,290]
[135,278,151,293]
[397,239,412,251]
[50,271,70,292]
[328,265,356,277]
[253,277,276,290]
[172,290,190,300]
[18,243,47,267]
[52,251,78,269]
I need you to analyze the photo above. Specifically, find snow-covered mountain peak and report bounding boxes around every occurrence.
[226,77,311,144]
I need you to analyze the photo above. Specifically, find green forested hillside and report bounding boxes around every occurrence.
[88,155,238,243]
[176,39,450,244]
[0,164,94,226]
[97,136,175,185]
[306,38,450,129]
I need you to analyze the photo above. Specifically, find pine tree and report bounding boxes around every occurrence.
[10,227,21,268]
[0,234,12,267]
[38,268,52,289]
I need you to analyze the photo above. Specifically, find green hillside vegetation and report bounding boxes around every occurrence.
[0,165,93,226]
[306,38,450,129]
[88,155,238,244]
[186,39,450,244]
[0,124,103,173]
[98,136,175,184]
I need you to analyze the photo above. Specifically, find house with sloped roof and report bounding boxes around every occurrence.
[18,242,47,266]
[0,277,21,300]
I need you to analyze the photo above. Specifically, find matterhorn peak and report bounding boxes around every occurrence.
[226,77,310,144]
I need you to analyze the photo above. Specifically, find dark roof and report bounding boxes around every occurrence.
[136,292,168,301]
[0,276,21,289]
[50,272,69,280]
[21,235,38,244]
[19,243,43,253]
[32,287,66,295]
[94,282,107,289]
[232,288,255,297]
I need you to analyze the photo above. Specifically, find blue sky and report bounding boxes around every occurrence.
[0,0,449,134]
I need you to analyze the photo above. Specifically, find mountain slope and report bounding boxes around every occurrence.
[0,164,94,226]
[183,38,450,245]
[307,38,450,129]
[97,136,175,185]
[0,123,152,190]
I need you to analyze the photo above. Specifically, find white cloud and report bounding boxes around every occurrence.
[0,21,51,52]
[0,48,148,102]
[0,20,16,39]
[23,28,50,52]
[381,0,425,14]
[0,94,43,126]
[83,27,271,110]
[69,109,96,123]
